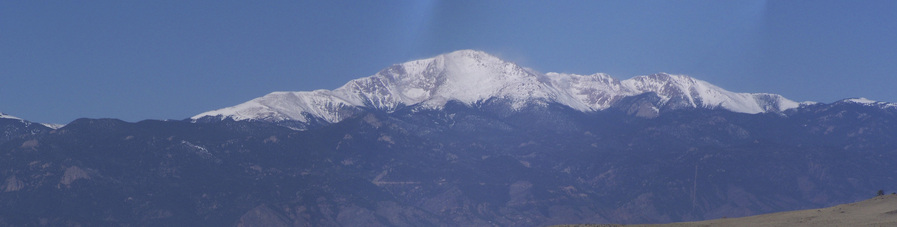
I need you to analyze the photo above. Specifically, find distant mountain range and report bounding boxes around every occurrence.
[2,51,896,226]
[192,50,802,129]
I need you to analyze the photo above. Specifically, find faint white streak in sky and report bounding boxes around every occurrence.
[741,0,767,32]
[402,0,437,55]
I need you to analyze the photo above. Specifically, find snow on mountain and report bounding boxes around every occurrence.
[1,112,66,129]
[194,90,359,123]
[192,50,802,124]
[40,123,66,129]
[840,98,897,109]
[618,74,799,113]
[0,112,23,121]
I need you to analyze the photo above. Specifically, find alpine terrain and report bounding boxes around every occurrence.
[193,50,800,128]
[2,50,896,226]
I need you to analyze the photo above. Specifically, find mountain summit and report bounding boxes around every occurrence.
[192,50,799,126]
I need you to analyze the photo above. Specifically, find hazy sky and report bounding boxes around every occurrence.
[2,0,896,124]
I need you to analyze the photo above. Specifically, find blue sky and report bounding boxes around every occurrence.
[2,0,896,124]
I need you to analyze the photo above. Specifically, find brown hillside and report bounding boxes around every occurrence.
[556,194,897,227]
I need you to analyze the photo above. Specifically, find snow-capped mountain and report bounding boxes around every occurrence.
[838,97,897,109]
[0,112,23,121]
[0,112,65,129]
[6,55,897,226]
[550,72,800,114]
[192,50,799,124]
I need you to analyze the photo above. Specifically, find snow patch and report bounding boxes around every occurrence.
[841,98,897,109]
[846,98,877,104]
[41,123,66,129]
[0,113,22,120]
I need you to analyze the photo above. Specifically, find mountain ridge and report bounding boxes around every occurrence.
[0,112,64,130]
[0,113,23,121]
[191,50,803,127]
[5,98,897,226]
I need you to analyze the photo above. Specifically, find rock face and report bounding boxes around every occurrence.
[60,166,90,187]
[2,97,897,226]
[3,176,24,192]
